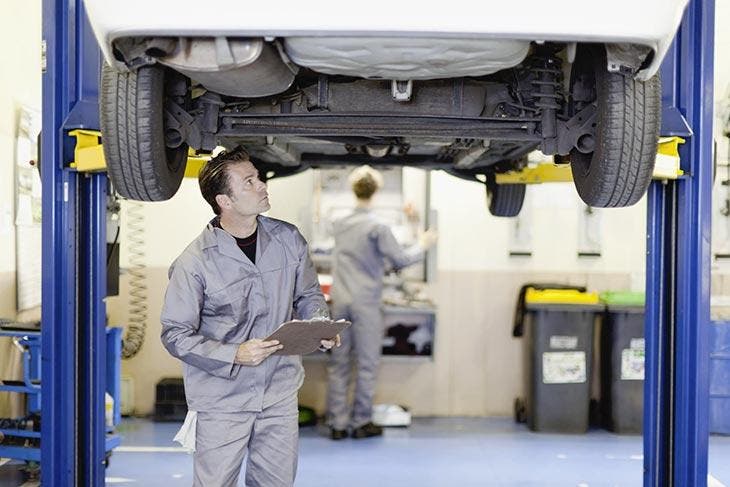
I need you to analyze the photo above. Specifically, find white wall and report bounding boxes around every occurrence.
[118,179,212,269]
[0,0,41,417]
[430,174,647,275]
[0,0,42,302]
[710,0,730,286]
[110,162,649,415]
[118,171,317,269]
[714,0,730,167]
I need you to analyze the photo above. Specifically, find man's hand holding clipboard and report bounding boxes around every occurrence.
[264,319,350,355]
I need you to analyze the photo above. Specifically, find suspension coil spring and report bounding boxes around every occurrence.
[123,201,148,359]
[530,53,564,148]
[531,54,563,112]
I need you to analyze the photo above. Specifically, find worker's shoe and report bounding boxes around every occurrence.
[329,427,348,440]
[351,422,383,439]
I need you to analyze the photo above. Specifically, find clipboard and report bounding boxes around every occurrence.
[265,319,351,356]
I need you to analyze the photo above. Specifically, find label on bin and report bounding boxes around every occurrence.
[549,335,578,349]
[621,348,645,380]
[542,352,586,384]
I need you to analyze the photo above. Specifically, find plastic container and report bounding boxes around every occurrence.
[599,291,645,434]
[105,392,115,428]
[710,321,730,435]
[513,285,602,433]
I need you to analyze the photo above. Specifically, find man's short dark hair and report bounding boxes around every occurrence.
[198,146,250,215]
[352,174,378,200]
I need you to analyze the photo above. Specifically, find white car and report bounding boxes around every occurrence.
[84,1,688,216]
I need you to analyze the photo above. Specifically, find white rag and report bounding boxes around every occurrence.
[173,410,197,453]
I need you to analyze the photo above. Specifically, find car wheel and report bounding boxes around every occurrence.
[486,178,525,217]
[100,63,188,201]
[569,45,660,207]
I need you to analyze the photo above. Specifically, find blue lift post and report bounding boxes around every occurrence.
[645,0,715,485]
[41,0,113,485]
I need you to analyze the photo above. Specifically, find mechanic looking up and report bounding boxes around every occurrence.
[326,166,437,440]
[160,147,339,487]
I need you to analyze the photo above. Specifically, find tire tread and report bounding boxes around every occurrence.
[571,46,660,208]
[100,64,186,201]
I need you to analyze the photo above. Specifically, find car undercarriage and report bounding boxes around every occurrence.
[100,38,660,216]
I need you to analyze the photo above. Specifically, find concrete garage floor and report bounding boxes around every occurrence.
[2,417,730,486]
[103,417,730,486]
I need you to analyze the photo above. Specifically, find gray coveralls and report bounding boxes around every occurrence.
[161,216,327,487]
[326,208,424,430]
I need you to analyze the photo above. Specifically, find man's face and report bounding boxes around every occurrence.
[217,161,270,217]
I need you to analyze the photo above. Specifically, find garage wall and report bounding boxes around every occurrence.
[714,0,730,167]
[712,0,730,282]
[303,270,636,416]
[0,0,42,314]
[0,0,42,417]
[430,171,647,275]
[107,170,648,416]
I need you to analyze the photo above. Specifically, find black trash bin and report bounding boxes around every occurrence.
[513,285,602,433]
[600,291,645,434]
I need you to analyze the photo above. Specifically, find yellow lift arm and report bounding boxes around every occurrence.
[69,129,207,177]
[69,130,685,183]
[495,137,685,184]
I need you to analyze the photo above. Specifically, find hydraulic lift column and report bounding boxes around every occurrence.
[41,0,112,485]
[644,0,714,485]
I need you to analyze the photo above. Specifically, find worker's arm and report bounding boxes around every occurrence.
[291,229,329,320]
[160,256,242,379]
[374,225,435,270]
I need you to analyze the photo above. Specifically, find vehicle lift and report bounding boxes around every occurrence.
[38,0,714,485]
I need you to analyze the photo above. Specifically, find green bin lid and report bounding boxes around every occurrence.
[600,291,645,307]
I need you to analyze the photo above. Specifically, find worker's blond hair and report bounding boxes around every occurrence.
[349,166,383,200]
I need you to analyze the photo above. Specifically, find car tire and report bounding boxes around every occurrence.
[486,179,525,217]
[569,45,660,208]
[100,63,188,201]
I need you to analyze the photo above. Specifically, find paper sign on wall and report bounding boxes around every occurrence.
[15,105,42,311]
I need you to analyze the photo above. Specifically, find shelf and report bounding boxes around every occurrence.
[0,385,40,394]
[0,429,41,439]
[0,445,40,462]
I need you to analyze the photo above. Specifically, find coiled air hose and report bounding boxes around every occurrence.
[122,201,147,359]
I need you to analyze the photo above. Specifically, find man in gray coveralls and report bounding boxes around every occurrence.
[161,147,337,487]
[326,166,437,440]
